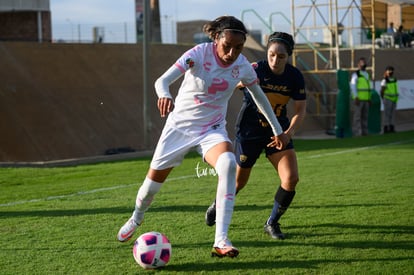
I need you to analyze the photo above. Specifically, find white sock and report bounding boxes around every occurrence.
[213,152,236,246]
[132,177,162,224]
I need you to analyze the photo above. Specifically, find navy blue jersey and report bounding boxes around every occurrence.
[236,60,306,140]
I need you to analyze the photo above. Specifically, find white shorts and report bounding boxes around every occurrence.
[150,124,231,170]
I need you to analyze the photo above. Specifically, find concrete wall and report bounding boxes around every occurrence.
[0,42,413,163]
[0,42,263,162]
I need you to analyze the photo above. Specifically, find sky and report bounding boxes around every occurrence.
[49,0,292,43]
[49,0,364,45]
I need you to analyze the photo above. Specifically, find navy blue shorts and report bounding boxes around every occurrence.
[234,138,294,168]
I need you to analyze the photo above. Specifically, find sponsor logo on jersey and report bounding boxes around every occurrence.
[186,58,195,68]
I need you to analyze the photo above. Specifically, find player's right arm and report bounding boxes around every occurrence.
[154,65,183,117]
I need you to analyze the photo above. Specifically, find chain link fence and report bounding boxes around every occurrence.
[52,21,136,43]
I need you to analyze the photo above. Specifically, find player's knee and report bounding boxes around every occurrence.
[281,176,299,191]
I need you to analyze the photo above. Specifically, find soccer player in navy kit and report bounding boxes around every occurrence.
[205,32,307,239]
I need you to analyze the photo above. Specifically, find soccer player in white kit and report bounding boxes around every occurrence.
[117,16,289,258]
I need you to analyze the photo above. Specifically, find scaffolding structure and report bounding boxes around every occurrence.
[240,1,381,130]
[290,0,376,75]
[286,0,378,128]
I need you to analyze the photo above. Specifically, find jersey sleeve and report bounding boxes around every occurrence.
[174,44,202,73]
[154,44,203,99]
[291,68,306,100]
[240,58,259,87]
[154,65,183,99]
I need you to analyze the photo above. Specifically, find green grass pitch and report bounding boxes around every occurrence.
[1,131,413,274]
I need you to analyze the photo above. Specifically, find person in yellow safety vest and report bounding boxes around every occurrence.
[380,66,399,133]
[350,57,372,136]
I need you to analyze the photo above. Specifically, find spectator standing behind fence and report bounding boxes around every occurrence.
[387,22,396,35]
[395,25,410,48]
[380,66,399,133]
[350,57,371,136]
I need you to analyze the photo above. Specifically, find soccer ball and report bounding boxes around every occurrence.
[133,231,172,269]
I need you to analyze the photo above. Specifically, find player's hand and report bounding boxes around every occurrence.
[236,81,245,90]
[157,97,174,117]
[267,133,289,150]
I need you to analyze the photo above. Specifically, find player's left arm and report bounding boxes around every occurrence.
[286,100,306,140]
[286,69,306,139]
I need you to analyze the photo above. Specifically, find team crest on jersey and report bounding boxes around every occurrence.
[239,154,248,163]
[232,66,240,78]
[203,62,212,71]
[186,58,195,68]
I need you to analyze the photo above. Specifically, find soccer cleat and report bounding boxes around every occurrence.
[205,200,216,226]
[211,239,239,258]
[117,217,140,242]
[264,222,285,240]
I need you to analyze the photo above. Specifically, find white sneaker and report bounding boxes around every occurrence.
[117,218,139,242]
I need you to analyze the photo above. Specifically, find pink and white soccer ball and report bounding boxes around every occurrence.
[133,231,172,269]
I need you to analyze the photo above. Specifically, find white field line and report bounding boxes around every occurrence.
[303,139,412,159]
[0,175,194,207]
[1,139,412,207]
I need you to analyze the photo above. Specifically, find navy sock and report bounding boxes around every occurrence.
[267,186,296,224]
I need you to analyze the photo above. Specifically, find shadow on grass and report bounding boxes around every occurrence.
[235,239,414,250]
[166,239,414,272]
[293,222,414,233]
[0,202,391,218]
[169,259,316,272]
[162,256,414,272]
[0,201,395,218]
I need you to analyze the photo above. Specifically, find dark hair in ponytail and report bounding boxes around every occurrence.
[203,16,248,41]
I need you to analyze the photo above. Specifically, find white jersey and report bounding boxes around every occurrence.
[166,42,257,136]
